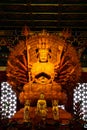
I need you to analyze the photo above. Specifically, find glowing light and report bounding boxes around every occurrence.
[1,82,17,119]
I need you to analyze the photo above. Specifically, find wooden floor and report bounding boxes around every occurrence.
[0,120,85,130]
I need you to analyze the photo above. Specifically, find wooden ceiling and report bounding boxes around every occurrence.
[0,0,87,33]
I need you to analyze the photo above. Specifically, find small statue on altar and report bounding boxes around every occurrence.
[52,100,59,120]
[36,93,47,120]
[24,100,30,122]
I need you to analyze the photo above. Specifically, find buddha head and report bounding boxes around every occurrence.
[36,37,51,63]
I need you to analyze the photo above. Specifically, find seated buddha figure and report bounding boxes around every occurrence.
[28,40,57,99]
[31,41,55,85]
[19,35,64,103]
[36,93,47,120]
[19,38,63,102]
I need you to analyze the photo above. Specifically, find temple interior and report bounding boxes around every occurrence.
[0,0,87,130]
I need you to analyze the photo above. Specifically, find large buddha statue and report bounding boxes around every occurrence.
[19,35,64,103]
[6,28,81,123]
[30,40,55,84]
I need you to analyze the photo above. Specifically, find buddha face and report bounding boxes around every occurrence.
[39,93,45,100]
[39,49,48,62]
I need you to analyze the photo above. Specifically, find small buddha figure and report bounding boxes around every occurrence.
[36,93,47,120]
[24,100,30,122]
[52,100,59,120]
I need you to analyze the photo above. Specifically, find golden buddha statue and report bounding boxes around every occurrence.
[30,38,55,84]
[52,100,59,120]
[36,93,47,120]
[19,33,63,102]
[24,100,30,122]
[7,29,80,123]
